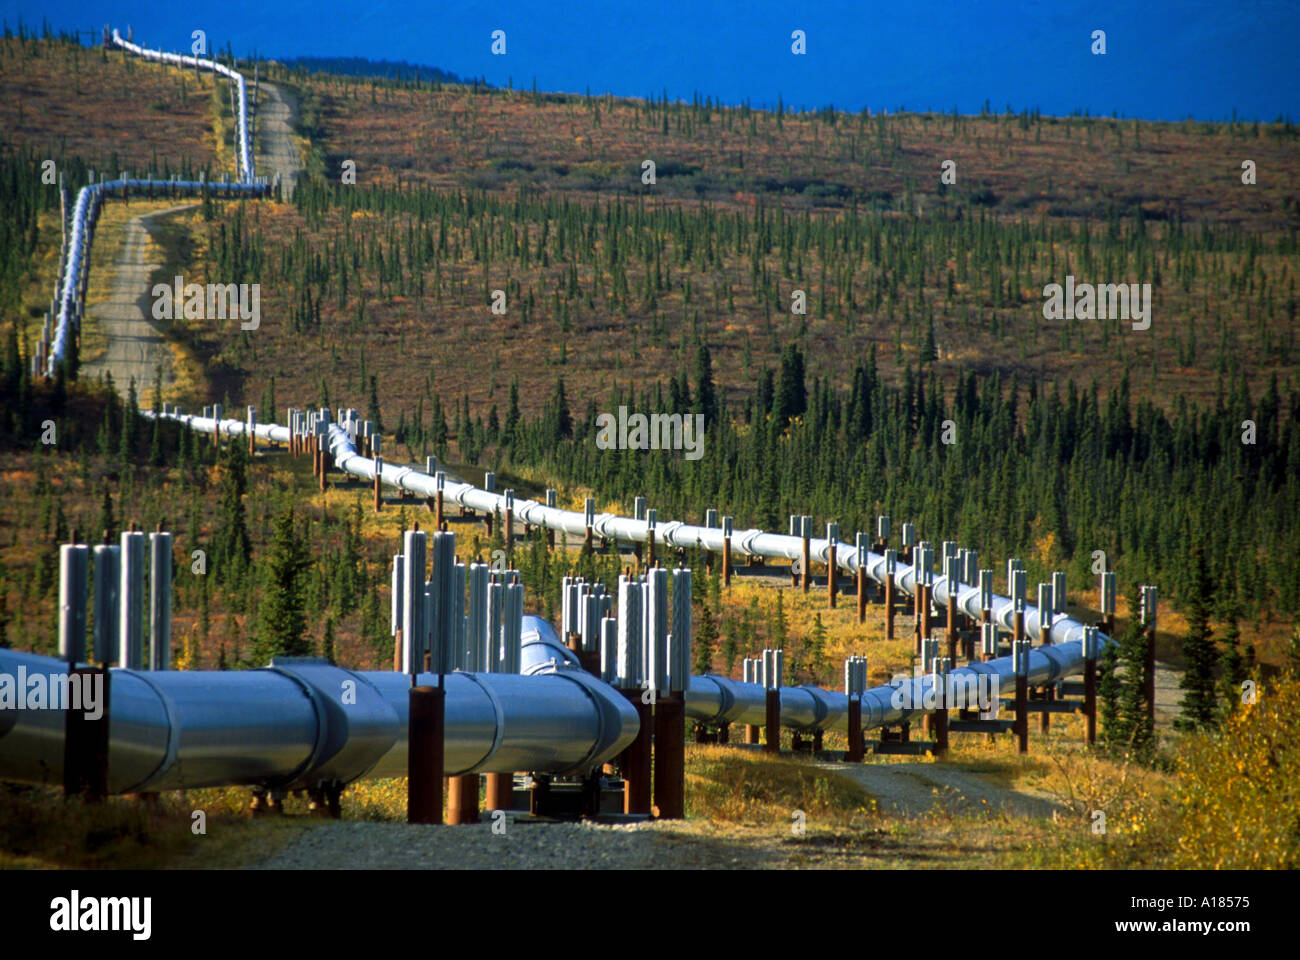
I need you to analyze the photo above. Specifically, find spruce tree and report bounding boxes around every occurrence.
[1098,631,1123,746]
[694,341,717,425]
[694,599,718,675]
[96,484,115,539]
[808,613,829,681]
[774,344,807,424]
[253,506,312,663]
[1117,582,1155,758]
[367,374,384,433]
[322,613,337,665]
[921,317,938,363]
[720,616,738,675]
[213,438,251,585]
[1176,546,1218,731]
[1217,614,1247,719]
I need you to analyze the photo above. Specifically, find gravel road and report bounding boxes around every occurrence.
[819,761,1063,818]
[250,819,782,870]
[81,204,194,398]
[254,82,301,198]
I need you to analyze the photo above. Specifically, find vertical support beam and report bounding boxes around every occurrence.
[621,689,653,815]
[946,594,958,662]
[247,404,256,456]
[800,516,811,593]
[845,697,863,762]
[118,531,145,670]
[919,583,932,655]
[485,772,512,812]
[58,543,89,663]
[764,688,780,753]
[881,549,896,640]
[64,667,110,802]
[148,531,172,671]
[1039,581,1053,734]
[1084,627,1099,746]
[446,773,480,825]
[980,622,998,662]
[1142,585,1158,724]
[933,657,950,757]
[373,455,383,512]
[826,522,838,609]
[503,489,514,559]
[1014,639,1030,755]
[652,693,685,819]
[1100,570,1117,638]
[721,525,733,588]
[407,685,444,824]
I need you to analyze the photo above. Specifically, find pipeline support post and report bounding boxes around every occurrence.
[885,573,895,639]
[932,657,950,757]
[801,532,811,593]
[408,685,444,824]
[1014,639,1030,755]
[652,692,684,819]
[1084,628,1099,746]
[485,772,512,812]
[620,689,653,815]
[1141,585,1158,724]
[63,667,110,802]
[764,688,780,754]
[845,696,863,762]
[919,583,932,657]
[447,774,480,825]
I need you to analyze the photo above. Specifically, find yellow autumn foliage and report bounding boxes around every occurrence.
[1162,672,1300,868]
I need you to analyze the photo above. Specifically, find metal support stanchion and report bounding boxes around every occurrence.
[826,522,839,609]
[1014,637,1030,755]
[621,690,653,815]
[408,685,444,824]
[722,518,733,587]
[1084,627,1100,746]
[653,692,685,819]
[447,773,480,825]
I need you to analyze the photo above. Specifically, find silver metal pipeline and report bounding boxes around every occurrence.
[0,644,638,793]
[110,29,254,183]
[150,410,1112,739]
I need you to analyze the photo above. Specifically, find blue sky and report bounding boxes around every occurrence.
[5,1,1298,121]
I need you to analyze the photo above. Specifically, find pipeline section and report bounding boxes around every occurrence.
[42,26,267,379]
[0,638,637,793]
[43,179,270,379]
[109,29,255,183]
[155,407,1112,737]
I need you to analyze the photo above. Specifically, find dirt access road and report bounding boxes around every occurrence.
[80,205,194,399]
[81,78,304,398]
[255,82,301,199]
